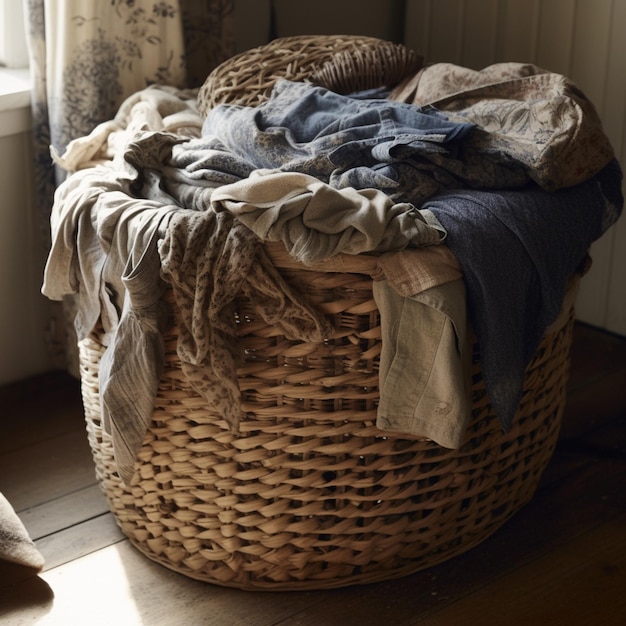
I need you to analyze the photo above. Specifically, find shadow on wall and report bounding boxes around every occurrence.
[234,0,407,52]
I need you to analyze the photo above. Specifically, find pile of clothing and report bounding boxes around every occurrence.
[43,63,622,483]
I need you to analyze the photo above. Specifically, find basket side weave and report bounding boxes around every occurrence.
[79,257,576,591]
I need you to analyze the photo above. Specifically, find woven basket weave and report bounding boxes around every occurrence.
[197,35,423,114]
[79,243,576,591]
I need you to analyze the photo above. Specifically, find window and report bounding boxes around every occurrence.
[0,0,28,69]
[0,0,30,115]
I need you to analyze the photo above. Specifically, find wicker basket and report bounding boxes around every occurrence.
[197,35,423,114]
[79,242,577,591]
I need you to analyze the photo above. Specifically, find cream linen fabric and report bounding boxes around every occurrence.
[374,278,471,448]
[373,245,470,448]
[210,169,446,264]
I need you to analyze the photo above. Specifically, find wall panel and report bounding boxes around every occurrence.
[604,0,626,334]
[425,0,465,64]
[496,0,540,62]
[534,0,576,74]
[0,116,52,385]
[569,0,612,103]
[570,1,618,329]
[233,0,271,52]
[271,0,404,42]
[403,0,431,56]
[460,0,500,69]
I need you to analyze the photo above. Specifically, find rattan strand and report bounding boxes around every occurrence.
[197,35,423,114]
[80,251,576,591]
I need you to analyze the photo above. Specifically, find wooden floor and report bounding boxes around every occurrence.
[1,322,625,625]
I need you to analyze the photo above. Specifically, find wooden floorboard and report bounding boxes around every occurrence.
[413,513,626,626]
[2,541,328,626]
[0,372,84,455]
[0,428,97,513]
[1,323,625,625]
[36,513,125,572]
[19,484,110,542]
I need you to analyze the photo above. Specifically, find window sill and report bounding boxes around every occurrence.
[0,67,31,110]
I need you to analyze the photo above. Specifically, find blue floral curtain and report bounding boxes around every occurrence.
[25,0,234,371]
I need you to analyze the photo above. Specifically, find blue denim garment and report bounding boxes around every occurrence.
[202,79,475,204]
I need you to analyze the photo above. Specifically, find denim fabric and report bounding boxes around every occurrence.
[202,79,475,204]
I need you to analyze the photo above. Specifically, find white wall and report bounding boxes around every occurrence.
[0,89,52,385]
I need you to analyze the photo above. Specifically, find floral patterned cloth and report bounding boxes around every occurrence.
[390,62,615,191]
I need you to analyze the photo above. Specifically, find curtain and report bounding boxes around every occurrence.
[25,0,234,373]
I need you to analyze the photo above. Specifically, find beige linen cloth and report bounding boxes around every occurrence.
[210,169,446,263]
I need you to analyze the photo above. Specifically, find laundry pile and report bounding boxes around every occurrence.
[43,62,622,484]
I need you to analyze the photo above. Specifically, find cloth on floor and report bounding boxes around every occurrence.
[0,493,44,576]
[424,158,623,430]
